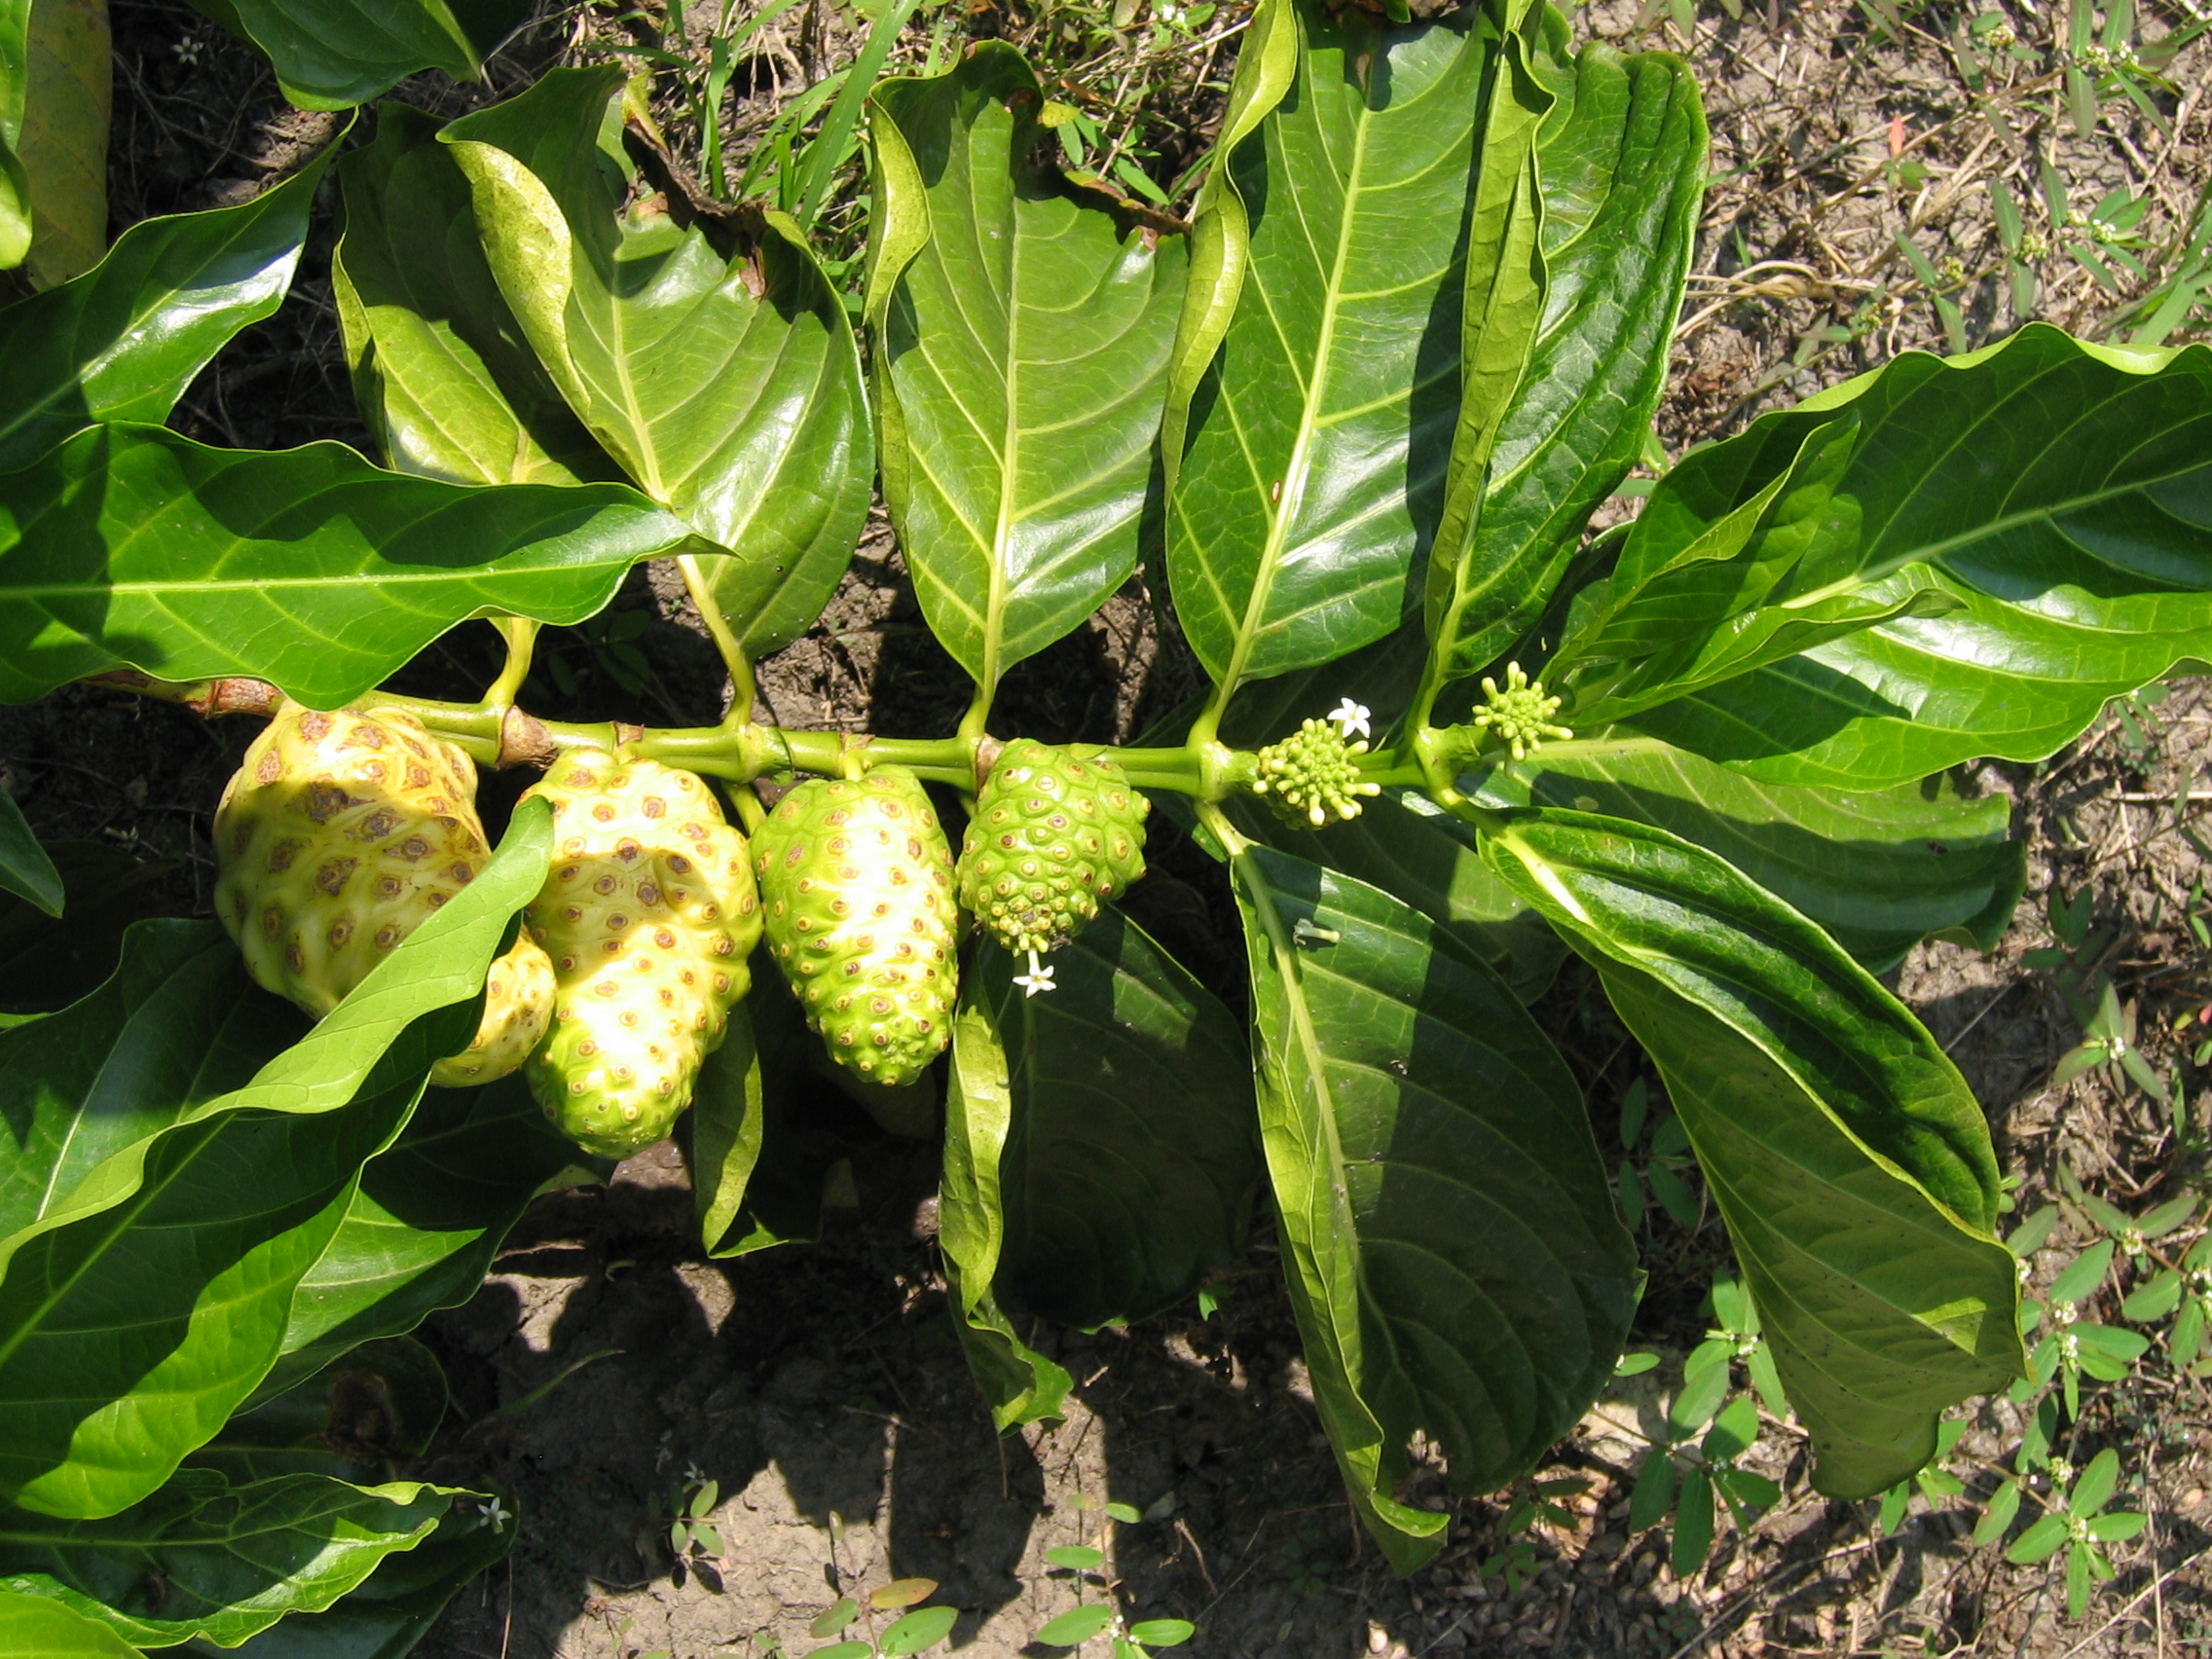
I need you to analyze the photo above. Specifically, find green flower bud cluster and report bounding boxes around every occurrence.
[1251,718,1382,828]
[1471,662,1571,760]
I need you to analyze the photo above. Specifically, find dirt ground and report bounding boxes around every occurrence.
[3,0,2211,1655]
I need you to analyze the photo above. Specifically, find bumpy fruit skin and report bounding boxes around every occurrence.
[756,769,958,1087]
[521,754,760,1159]
[956,740,1148,954]
[429,934,556,1088]
[216,701,489,1016]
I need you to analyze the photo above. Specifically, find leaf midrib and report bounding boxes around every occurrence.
[1214,92,1378,701]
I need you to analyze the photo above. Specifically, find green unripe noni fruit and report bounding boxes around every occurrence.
[956,739,1148,954]
[521,753,760,1159]
[755,768,958,1087]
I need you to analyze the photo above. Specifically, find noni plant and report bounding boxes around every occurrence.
[1,0,2208,1645]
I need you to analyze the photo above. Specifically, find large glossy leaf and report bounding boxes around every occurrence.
[0,921,296,1251]
[1466,739,2024,971]
[1229,839,1637,1570]
[15,0,108,290]
[0,790,58,916]
[189,0,533,111]
[251,1076,580,1406]
[1425,20,1704,682]
[0,151,332,472]
[0,1588,137,1657]
[1605,326,2212,787]
[336,102,610,488]
[0,0,32,269]
[444,67,872,657]
[941,996,1073,1432]
[0,1057,425,1519]
[200,1338,448,1484]
[976,912,1258,1328]
[181,1495,510,1659]
[0,1469,458,1647]
[0,844,184,1016]
[1481,810,2024,1494]
[0,424,686,708]
[866,45,1188,704]
[1163,0,1535,697]
[0,806,551,1519]
[1228,789,1566,1001]
[0,797,551,1265]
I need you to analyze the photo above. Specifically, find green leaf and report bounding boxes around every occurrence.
[0,423,687,708]
[1045,1544,1104,1571]
[335,103,612,487]
[0,1051,424,1521]
[194,1338,447,1484]
[1613,327,2212,788]
[866,44,1186,705]
[2088,1510,2147,1542]
[192,0,534,111]
[0,803,550,1518]
[1701,1394,1758,1463]
[1130,1616,1197,1646]
[1628,1448,1674,1530]
[1425,21,1705,681]
[251,1074,584,1405]
[2006,1512,2069,1564]
[1164,0,1534,696]
[1037,1604,1116,1646]
[881,1604,959,1656]
[2050,1240,2115,1305]
[0,842,179,1013]
[0,149,333,471]
[13,0,108,291]
[0,1588,137,1657]
[1667,1355,1728,1438]
[0,798,551,1263]
[0,0,34,270]
[0,789,58,916]
[692,1014,767,1260]
[443,67,872,657]
[1482,810,2023,1497]
[1670,1464,1713,1575]
[940,989,1074,1432]
[1230,839,1637,1569]
[1228,788,1567,1000]
[1467,734,2026,970]
[0,921,297,1249]
[186,1490,512,1659]
[2070,1448,2120,1516]
[2121,1269,2180,1321]
[0,1469,464,1647]
[1972,1478,2021,1546]
[969,911,1258,1330]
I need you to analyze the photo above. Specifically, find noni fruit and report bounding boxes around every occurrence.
[214,700,554,1085]
[428,933,557,1088]
[521,753,760,1158]
[755,768,958,1087]
[956,739,1148,954]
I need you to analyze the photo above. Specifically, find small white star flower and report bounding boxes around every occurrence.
[481,1496,512,1533]
[1014,951,1057,997]
[1326,698,1372,741]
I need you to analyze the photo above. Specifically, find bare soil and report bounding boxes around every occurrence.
[4,1,2212,1656]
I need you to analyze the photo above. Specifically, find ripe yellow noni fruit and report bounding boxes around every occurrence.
[520,753,760,1158]
[213,700,551,1085]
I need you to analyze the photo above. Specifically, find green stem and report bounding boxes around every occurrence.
[483,617,539,712]
[678,552,759,725]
